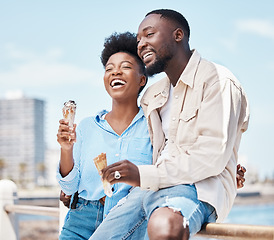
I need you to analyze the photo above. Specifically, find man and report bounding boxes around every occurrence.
[91,9,249,240]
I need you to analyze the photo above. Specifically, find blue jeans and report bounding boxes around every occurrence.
[59,197,104,240]
[90,185,216,240]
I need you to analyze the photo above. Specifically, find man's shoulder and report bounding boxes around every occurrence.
[141,77,169,101]
[197,57,242,89]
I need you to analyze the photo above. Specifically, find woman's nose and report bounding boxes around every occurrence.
[112,67,122,75]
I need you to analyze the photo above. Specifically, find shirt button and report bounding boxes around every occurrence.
[118,138,122,141]
[172,117,176,121]
[115,153,119,157]
[175,95,179,99]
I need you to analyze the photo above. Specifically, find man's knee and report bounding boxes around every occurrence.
[147,207,189,240]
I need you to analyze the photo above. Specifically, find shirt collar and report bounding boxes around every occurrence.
[95,107,144,126]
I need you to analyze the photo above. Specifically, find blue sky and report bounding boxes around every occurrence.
[0,1,274,179]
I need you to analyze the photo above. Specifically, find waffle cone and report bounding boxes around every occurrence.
[93,153,113,197]
[93,153,107,171]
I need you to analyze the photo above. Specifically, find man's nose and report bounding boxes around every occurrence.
[137,38,147,51]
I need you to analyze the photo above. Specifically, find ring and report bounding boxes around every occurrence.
[114,171,121,179]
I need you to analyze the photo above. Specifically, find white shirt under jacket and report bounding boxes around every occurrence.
[139,50,250,222]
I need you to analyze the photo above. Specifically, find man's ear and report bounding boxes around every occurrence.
[174,28,184,42]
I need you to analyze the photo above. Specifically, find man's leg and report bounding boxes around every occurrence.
[147,207,189,240]
[90,187,148,240]
[143,184,217,240]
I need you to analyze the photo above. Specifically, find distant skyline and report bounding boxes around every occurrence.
[0,1,274,179]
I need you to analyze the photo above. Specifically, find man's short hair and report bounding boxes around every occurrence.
[146,9,190,39]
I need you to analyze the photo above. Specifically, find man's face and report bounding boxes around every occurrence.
[137,14,176,77]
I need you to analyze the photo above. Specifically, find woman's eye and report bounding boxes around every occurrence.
[122,65,131,69]
[105,68,112,72]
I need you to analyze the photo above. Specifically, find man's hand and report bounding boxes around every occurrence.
[236,164,246,189]
[60,190,71,208]
[101,160,140,187]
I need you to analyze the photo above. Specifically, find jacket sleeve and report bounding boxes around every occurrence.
[138,78,249,191]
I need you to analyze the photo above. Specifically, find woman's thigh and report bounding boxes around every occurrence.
[60,198,104,240]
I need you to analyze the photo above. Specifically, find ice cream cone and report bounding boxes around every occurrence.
[93,153,113,197]
[62,100,76,128]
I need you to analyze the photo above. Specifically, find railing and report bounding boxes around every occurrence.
[1,179,274,240]
[4,204,59,217]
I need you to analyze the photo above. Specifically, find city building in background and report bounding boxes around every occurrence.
[0,92,45,187]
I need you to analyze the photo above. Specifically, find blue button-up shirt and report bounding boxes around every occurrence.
[57,107,152,217]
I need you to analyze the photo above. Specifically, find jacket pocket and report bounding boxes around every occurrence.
[177,107,199,146]
[180,107,199,122]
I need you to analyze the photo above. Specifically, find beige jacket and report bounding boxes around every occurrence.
[139,50,249,222]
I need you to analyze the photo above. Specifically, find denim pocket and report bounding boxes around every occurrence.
[73,198,85,212]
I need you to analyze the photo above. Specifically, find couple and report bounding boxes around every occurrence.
[57,9,249,240]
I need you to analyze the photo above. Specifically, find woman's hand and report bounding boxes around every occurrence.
[57,119,76,150]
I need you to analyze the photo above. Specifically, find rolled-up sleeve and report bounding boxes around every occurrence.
[56,127,82,195]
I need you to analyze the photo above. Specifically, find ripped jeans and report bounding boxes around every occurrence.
[89,184,216,240]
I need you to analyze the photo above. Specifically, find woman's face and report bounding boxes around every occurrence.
[104,52,146,102]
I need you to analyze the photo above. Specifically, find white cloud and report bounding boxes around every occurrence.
[4,43,37,60]
[0,61,96,86]
[0,44,102,87]
[236,19,274,40]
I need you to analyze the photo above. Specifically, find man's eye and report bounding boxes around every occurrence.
[105,68,112,72]
[147,32,154,37]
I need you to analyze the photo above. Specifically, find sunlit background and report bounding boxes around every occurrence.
[1,1,274,239]
[0,1,274,182]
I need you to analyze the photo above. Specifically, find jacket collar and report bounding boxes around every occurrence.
[141,50,201,108]
[176,49,201,89]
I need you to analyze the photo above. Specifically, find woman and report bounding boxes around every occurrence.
[57,32,152,239]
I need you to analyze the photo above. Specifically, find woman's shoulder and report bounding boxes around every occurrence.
[78,110,108,128]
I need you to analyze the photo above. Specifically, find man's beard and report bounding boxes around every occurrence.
[146,49,172,77]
